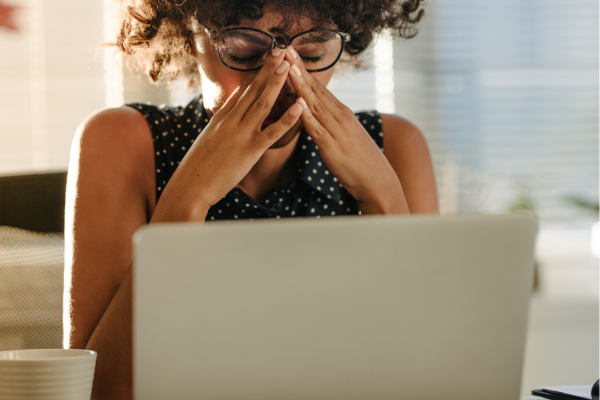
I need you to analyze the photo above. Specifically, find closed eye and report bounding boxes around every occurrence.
[225,53,263,64]
[300,55,323,64]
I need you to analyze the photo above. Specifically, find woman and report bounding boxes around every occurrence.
[65,0,437,398]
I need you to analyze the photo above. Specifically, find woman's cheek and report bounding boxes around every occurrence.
[197,58,246,114]
[313,68,335,88]
[194,35,247,114]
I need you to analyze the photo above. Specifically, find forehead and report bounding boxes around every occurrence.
[235,9,336,36]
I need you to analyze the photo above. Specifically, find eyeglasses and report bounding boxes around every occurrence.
[200,25,351,72]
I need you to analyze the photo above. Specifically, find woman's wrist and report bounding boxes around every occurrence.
[150,190,211,223]
[359,185,409,215]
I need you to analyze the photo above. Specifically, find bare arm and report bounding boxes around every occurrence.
[66,48,301,400]
[65,106,155,400]
[380,114,439,214]
[283,48,436,216]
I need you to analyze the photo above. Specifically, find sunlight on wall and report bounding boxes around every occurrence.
[29,0,48,170]
[103,0,123,108]
[374,32,395,114]
[0,0,105,174]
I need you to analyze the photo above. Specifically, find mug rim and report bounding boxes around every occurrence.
[0,349,97,362]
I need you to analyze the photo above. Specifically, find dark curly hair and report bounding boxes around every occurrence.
[116,0,424,88]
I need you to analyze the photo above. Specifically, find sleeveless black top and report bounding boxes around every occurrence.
[128,95,384,221]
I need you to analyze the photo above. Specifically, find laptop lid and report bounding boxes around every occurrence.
[133,213,537,400]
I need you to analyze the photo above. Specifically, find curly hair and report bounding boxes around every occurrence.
[116,0,424,88]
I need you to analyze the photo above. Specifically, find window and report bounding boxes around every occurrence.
[0,0,106,173]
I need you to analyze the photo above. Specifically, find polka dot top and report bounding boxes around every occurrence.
[127,95,384,221]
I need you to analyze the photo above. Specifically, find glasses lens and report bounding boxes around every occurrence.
[217,29,272,70]
[292,31,343,71]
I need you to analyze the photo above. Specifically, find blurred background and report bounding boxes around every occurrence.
[0,0,598,396]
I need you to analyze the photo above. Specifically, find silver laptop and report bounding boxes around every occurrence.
[133,213,537,400]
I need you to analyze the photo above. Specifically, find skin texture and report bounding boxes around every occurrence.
[65,9,438,400]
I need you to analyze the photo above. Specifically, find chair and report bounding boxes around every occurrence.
[0,172,67,351]
[0,172,67,233]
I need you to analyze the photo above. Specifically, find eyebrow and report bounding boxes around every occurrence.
[268,27,286,35]
[268,27,330,36]
[295,30,336,44]
[227,30,271,45]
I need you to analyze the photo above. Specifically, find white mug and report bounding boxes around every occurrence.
[0,349,96,400]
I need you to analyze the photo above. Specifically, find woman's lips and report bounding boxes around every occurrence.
[261,94,297,129]
[261,99,296,129]
[261,115,281,129]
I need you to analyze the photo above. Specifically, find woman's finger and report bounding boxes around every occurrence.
[213,84,246,118]
[284,50,339,132]
[295,97,334,148]
[232,47,288,118]
[241,59,291,126]
[259,102,303,146]
[284,47,345,120]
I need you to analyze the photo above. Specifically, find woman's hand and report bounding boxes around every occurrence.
[284,47,409,215]
[151,48,303,222]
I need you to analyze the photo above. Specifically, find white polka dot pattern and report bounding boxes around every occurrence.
[127,95,385,221]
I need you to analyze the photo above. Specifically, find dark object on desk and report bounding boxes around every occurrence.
[532,380,599,400]
[0,172,67,233]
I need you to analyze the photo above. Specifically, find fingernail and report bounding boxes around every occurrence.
[298,97,307,109]
[290,104,302,116]
[271,47,283,57]
[292,64,301,77]
[276,60,289,74]
[289,46,298,59]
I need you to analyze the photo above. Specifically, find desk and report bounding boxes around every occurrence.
[520,294,599,397]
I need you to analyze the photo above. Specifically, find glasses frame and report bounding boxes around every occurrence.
[200,24,351,73]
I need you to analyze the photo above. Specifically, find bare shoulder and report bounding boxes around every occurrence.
[73,106,155,202]
[379,113,439,214]
[66,106,155,349]
[75,106,153,166]
[379,114,428,152]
